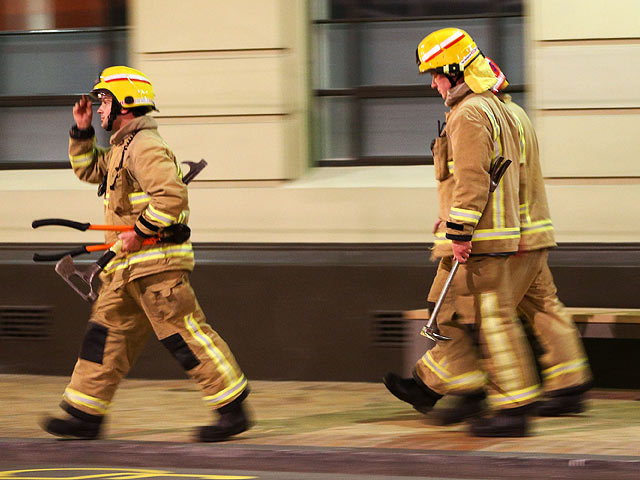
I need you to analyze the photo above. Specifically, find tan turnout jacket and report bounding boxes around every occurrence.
[431,84,523,257]
[501,95,556,252]
[69,116,194,287]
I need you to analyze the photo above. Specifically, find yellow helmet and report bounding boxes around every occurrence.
[91,66,156,110]
[416,28,482,75]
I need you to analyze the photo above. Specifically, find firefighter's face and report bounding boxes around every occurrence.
[431,73,451,99]
[97,94,113,130]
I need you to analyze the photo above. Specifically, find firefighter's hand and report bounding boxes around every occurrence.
[73,95,93,130]
[119,230,144,253]
[452,240,471,263]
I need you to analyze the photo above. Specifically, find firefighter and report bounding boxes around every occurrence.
[426,60,594,426]
[384,28,541,437]
[41,66,250,442]
[491,59,593,415]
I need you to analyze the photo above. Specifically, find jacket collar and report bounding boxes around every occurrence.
[110,115,158,145]
[445,82,473,108]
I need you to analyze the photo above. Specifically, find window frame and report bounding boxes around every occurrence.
[310,2,525,167]
[0,25,128,170]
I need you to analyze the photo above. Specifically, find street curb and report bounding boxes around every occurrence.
[1,439,639,479]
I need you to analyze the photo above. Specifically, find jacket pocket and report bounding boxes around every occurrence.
[432,135,451,181]
[109,170,133,215]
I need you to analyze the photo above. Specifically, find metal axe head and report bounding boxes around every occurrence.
[54,255,102,302]
[181,159,208,185]
[488,156,512,193]
[420,325,452,342]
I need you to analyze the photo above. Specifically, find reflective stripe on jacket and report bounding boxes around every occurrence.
[501,95,556,251]
[432,84,523,257]
[69,116,194,287]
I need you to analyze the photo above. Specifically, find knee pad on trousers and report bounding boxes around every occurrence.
[79,322,108,364]
[161,333,201,370]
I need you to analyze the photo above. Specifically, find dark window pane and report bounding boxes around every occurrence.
[0,29,128,96]
[499,16,524,85]
[314,96,356,160]
[0,106,110,163]
[361,97,445,157]
[312,24,354,89]
[310,1,525,166]
[311,0,521,20]
[360,19,491,86]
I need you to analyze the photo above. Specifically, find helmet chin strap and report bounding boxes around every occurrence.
[445,73,463,89]
[105,95,122,132]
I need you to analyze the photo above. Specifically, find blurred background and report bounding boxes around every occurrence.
[0,1,638,387]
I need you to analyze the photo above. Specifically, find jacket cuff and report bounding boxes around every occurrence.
[70,125,95,139]
[446,233,473,242]
[135,215,160,238]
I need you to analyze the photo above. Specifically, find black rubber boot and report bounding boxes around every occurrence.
[41,403,103,440]
[536,381,592,416]
[383,372,442,414]
[198,389,251,442]
[537,393,584,416]
[470,406,530,437]
[433,391,486,425]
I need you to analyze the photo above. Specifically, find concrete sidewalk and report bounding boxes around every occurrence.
[1,374,639,478]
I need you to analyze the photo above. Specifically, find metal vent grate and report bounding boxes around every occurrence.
[371,311,408,347]
[0,306,52,340]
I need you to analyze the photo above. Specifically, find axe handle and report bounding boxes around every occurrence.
[96,241,123,269]
[425,259,459,329]
[32,218,134,232]
[33,246,89,262]
[32,218,90,230]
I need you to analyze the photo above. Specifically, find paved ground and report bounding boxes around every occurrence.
[1,375,639,479]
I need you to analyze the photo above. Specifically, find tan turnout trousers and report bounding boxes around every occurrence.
[509,249,592,393]
[63,270,247,418]
[415,249,591,408]
[414,255,541,410]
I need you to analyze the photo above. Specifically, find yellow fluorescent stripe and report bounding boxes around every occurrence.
[521,226,554,235]
[522,219,553,227]
[104,244,193,273]
[146,204,177,225]
[128,192,150,205]
[421,353,485,390]
[69,151,93,161]
[492,180,505,228]
[515,115,526,164]
[421,353,450,383]
[451,207,482,216]
[184,313,236,385]
[542,358,589,380]
[63,387,110,415]
[471,234,520,241]
[489,389,540,406]
[70,158,93,168]
[450,214,479,224]
[203,375,248,406]
[473,228,520,234]
[481,293,521,393]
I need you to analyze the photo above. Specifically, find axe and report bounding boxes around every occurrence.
[54,223,191,302]
[421,156,512,342]
[33,223,190,262]
[49,158,207,302]
[55,241,123,303]
[181,159,208,184]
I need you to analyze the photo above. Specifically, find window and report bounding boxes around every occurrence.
[0,1,128,169]
[310,0,525,166]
